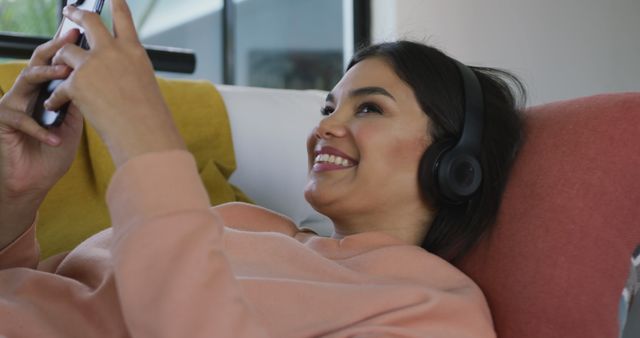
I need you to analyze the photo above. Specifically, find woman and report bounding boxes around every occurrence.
[0,0,523,337]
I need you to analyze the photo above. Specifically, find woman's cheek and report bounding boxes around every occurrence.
[306,129,319,170]
[358,126,427,167]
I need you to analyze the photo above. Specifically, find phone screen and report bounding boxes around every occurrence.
[31,0,106,128]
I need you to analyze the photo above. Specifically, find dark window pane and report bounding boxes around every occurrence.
[234,0,345,90]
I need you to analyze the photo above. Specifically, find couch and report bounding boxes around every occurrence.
[1,62,639,337]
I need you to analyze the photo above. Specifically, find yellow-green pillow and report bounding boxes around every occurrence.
[0,61,251,258]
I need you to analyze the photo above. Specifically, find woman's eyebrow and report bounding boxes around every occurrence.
[349,87,396,101]
[325,86,396,103]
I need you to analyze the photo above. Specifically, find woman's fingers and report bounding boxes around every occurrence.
[45,43,88,111]
[15,29,78,99]
[62,5,112,50]
[19,65,72,86]
[43,79,73,114]
[43,45,86,113]
[0,107,60,146]
[11,65,72,102]
[111,0,139,43]
[28,29,80,67]
[52,43,88,71]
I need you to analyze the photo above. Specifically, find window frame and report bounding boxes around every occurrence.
[0,0,371,78]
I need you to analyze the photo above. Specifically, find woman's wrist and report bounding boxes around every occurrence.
[102,108,187,168]
[108,135,187,168]
[0,195,41,249]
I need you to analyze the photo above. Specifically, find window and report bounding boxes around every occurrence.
[231,0,345,90]
[136,0,225,83]
[0,0,59,37]
[0,0,370,90]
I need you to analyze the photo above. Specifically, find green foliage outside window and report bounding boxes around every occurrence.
[0,0,59,37]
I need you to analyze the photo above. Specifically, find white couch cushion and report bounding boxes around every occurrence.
[217,85,334,236]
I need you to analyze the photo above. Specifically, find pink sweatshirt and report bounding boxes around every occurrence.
[0,151,495,338]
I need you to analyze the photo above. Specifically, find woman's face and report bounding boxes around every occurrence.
[304,57,432,232]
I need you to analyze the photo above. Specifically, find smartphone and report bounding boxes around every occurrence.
[31,0,106,128]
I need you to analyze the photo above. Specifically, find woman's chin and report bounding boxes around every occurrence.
[303,187,322,209]
[304,186,336,214]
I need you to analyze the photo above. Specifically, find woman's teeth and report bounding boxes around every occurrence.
[314,154,353,167]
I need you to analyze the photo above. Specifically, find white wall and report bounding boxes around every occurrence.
[372,0,640,105]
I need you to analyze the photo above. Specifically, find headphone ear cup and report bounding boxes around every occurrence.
[419,139,456,205]
[419,140,483,205]
[437,147,483,204]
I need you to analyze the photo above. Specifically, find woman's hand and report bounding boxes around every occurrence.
[0,30,85,248]
[45,0,186,168]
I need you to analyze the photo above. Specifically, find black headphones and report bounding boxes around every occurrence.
[419,60,484,205]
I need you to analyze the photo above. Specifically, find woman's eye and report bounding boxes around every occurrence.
[320,106,335,116]
[356,103,382,115]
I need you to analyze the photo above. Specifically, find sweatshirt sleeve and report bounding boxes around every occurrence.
[0,219,39,270]
[106,150,270,338]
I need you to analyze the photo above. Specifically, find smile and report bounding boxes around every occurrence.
[314,154,353,167]
[312,146,358,172]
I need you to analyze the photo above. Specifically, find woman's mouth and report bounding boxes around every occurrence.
[312,146,358,172]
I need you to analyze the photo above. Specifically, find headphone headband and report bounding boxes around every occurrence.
[453,60,484,155]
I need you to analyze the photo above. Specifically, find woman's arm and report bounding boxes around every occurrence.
[48,1,271,335]
[108,151,270,338]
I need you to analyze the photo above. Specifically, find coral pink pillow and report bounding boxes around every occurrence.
[458,93,640,338]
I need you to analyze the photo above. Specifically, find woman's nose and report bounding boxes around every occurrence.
[315,115,347,139]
